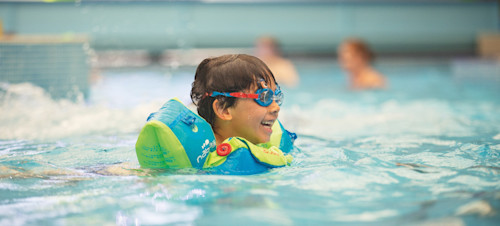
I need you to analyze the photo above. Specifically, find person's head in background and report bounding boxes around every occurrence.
[337,38,386,90]
[255,36,300,88]
[255,36,282,59]
[338,38,374,73]
[191,54,282,145]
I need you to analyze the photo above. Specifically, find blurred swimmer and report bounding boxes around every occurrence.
[338,38,387,90]
[255,36,299,88]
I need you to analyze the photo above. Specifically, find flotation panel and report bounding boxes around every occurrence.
[135,98,215,169]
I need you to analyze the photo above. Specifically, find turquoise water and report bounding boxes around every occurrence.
[1,59,499,225]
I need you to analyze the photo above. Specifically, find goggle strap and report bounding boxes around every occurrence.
[209,91,230,97]
[229,92,259,99]
[210,91,259,99]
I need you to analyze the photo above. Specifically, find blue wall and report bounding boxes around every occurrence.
[0,41,91,100]
[0,1,498,54]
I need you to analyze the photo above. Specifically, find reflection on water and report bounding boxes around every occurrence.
[0,60,499,225]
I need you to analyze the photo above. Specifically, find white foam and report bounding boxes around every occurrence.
[333,209,398,222]
[0,83,164,140]
[280,98,496,142]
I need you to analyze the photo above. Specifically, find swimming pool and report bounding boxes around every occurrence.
[1,58,499,225]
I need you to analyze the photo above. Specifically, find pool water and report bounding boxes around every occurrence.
[1,58,499,225]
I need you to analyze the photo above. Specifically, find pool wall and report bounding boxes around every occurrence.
[0,1,498,55]
[0,35,92,100]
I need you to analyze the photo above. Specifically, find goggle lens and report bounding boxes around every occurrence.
[275,91,284,106]
[257,88,283,107]
[259,90,273,105]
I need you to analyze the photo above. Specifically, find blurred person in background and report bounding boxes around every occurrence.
[338,38,387,90]
[255,36,299,88]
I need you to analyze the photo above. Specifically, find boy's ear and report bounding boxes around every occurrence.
[213,99,232,121]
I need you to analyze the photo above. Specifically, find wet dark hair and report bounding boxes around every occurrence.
[191,54,276,127]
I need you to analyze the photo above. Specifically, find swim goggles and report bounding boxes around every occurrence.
[209,86,284,107]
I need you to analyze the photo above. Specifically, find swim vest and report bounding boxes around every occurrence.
[135,98,297,175]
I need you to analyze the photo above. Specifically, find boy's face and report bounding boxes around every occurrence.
[226,82,280,144]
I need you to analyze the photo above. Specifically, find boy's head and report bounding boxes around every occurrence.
[191,54,281,144]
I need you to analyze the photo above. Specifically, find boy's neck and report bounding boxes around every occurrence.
[214,133,224,145]
[213,127,229,145]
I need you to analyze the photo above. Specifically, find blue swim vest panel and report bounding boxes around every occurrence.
[277,121,296,154]
[209,148,270,175]
[147,99,216,169]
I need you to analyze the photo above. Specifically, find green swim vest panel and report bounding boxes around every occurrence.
[135,98,216,169]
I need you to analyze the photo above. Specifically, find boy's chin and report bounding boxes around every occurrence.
[256,136,271,144]
[246,137,269,145]
[243,132,271,144]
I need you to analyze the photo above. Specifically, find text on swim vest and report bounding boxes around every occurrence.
[141,145,176,163]
[261,148,280,156]
[197,139,216,163]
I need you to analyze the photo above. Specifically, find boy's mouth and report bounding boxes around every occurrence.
[261,120,275,131]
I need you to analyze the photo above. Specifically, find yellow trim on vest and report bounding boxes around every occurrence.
[260,121,283,149]
[245,138,292,166]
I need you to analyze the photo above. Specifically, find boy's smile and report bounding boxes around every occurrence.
[261,119,275,133]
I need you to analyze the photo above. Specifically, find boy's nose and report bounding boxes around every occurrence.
[268,100,280,116]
